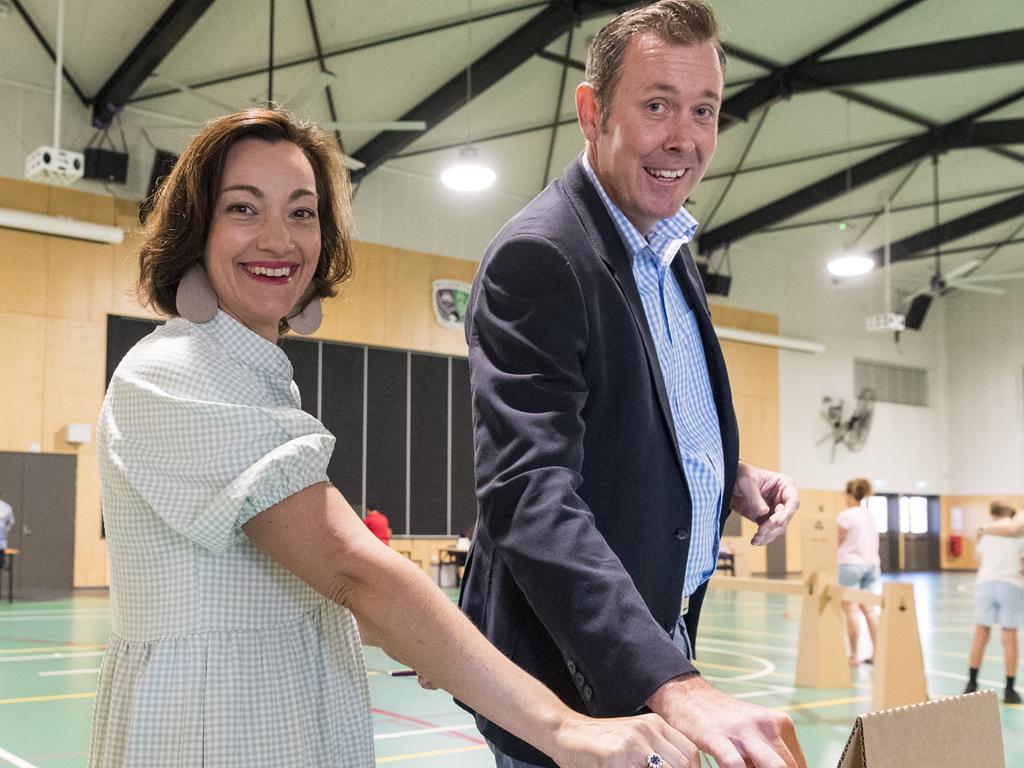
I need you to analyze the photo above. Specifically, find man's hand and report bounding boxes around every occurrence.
[731,462,799,546]
[647,674,806,768]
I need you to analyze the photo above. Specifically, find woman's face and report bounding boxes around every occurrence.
[204,138,321,341]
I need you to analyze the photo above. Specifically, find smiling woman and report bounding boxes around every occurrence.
[90,108,698,768]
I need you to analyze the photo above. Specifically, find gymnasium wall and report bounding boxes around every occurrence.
[0,175,789,586]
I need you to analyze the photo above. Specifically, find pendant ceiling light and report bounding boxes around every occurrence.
[441,0,495,192]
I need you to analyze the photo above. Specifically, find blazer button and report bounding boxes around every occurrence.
[583,685,594,702]
[567,660,576,675]
[674,528,689,541]
[574,672,585,688]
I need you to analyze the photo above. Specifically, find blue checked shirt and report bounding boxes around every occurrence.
[582,154,725,595]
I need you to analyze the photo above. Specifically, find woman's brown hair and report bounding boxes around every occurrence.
[845,478,873,502]
[137,108,354,334]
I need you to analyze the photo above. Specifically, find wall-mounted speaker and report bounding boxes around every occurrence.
[904,294,933,330]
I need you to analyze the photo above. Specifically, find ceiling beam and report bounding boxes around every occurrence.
[91,0,217,128]
[724,29,1024,122]
[698,115,1024,255]
[789,29,1024,92]
[10,0,88,105]
[868,191,1024,264]
[351,1,631,181]
[721,0,927,124]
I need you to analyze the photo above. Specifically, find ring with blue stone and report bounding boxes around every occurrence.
[645,754,664,768]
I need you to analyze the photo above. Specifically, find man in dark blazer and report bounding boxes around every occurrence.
[461,2,805,767]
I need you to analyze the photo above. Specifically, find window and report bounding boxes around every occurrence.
[855,359,928,406]
[867,495,888,533]
[899,495,929,534]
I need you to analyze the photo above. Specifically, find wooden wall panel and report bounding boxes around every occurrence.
[0,312,46,451]
[73,456,106,586]
[42,318,106,452]
[0,178,48,213]
[940,493,1024,570]
[0,229,48,315]
[47,239,114,322]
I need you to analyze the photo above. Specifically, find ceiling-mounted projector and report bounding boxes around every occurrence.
[26,146,84,186]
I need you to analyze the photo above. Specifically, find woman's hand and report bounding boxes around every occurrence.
[550,712,699,768]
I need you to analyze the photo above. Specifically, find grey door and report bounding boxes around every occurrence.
[0,451,76,595]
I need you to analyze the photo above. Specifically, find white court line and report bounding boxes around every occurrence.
[927,668,1006,689]
[732,686,797,700]
[39,668,100,677]
[699,635,797,655]
[0,747,38,768]
[698,646,776,683]
[0,651,104,664]
[373,724,478,741]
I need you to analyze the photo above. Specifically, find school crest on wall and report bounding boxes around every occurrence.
[432,279,471,330]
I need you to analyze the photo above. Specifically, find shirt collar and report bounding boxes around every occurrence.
[172,311,294,379]
[581,152,699,269]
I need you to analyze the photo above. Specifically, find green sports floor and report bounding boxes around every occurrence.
[1,572,1021,767]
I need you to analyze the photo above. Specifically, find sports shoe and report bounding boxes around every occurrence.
[964,680,978,694]
[1005,688,1021,704]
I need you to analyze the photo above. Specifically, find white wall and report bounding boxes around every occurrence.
[944,281,1024,494]
[713,234,951,495]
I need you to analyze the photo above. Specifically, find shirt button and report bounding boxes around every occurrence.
[674,528,689,541]
[583,685,594,701]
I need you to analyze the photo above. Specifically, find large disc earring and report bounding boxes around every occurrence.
[286,295,323,335]
[175,263,218,323]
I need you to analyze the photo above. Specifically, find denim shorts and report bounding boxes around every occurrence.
[975,581,1023,628]
[839,563,880,591]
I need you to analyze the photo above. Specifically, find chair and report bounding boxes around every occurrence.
[716,548,736,577]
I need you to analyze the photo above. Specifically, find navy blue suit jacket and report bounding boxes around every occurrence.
[460,158,740,765]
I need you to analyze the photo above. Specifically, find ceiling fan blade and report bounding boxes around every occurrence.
[150,73,238,113]
[320,120,427,132]
[946,281,1005,295]
[942,258,982,281]
[284,71,337,111]
[957,271,1024,283]
[344,156,366,172]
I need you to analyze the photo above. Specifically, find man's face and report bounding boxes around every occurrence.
[577,35,723,236]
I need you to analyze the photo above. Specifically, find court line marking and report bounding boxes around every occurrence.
[374,724,478,741]
[696,646,776,683]
[0,651,105,664]
[39,668,101,677]
[0,692,95,705]
[375,744,487,763]
[0,644,106,655]
[0,747,39,768]
[778,695,872,712]
[372,708,484,745]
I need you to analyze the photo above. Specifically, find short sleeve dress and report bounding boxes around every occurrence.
[89,312,374,767]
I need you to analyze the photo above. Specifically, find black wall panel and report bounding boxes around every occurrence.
[366,349,408,534]
[106,316,160,386]
[321,343,365,508]
[450,358,477,538]
[280,338,319,417]
[409,355,448,535]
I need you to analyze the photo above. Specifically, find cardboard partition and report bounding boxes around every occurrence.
[837,691,1004,768]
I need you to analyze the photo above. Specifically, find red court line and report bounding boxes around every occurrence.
[372,707,484,745]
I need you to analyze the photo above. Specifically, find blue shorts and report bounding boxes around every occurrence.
[839,564,880,591]
[975,581,1023,628]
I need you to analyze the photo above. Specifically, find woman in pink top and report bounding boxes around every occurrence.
[836,478,881,665]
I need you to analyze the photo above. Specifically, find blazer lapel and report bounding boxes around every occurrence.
[563,160,686,476]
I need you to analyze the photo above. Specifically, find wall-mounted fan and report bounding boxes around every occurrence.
[816,387,875,462]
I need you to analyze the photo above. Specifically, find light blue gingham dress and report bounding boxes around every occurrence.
[90,311,374,767]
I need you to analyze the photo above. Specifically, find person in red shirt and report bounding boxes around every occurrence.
[363,504,390,545]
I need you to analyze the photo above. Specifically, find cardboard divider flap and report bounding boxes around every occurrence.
[837,691,1004,767]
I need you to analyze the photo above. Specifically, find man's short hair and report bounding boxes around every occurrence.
[585,0,725,126]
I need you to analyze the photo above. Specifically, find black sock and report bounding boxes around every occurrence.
[969,667,979,683]
[1007,676,1015,690]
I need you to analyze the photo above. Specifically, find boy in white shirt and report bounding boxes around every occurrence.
[965,502,1024,703]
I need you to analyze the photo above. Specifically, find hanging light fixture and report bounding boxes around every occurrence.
[826,98,873,278]
[441,0,495,192]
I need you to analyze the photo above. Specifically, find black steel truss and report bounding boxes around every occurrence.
[92,0,216,128]
[868,191,1024,264]
[699,114,1024,255]
[350,1,632,181]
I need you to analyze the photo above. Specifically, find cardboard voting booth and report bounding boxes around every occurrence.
[837,691,1005,768]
